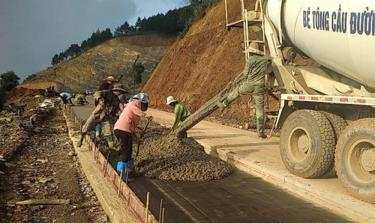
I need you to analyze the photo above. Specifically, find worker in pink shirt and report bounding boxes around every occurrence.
[114,93,149,175]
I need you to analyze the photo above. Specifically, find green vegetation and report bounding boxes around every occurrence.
[0,71,20,109]
[51,29,113,65]
[133,63,145,84]
[50,0,218,66]
[23,73,38,83]
[115,0,219,37]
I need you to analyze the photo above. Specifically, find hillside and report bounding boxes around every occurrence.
[21,33,175,92]
[143,0,278,128]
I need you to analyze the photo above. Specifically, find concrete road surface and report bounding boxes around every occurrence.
[71,104,358,223]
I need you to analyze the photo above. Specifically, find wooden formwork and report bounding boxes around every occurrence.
[66,106,162,223]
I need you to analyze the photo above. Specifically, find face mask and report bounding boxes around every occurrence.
[141,102,148,111]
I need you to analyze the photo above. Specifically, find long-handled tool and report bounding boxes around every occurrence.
[135,116,153,158]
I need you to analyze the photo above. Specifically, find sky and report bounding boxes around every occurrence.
[0,0,188,80]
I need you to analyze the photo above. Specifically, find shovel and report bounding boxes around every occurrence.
[135,116,153,158]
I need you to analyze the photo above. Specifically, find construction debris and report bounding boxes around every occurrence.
[134,121,233,181]
[15,199,70,205]
[0,92,108,222]
[0,111,28,161]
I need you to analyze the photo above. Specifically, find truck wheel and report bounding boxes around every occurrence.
[280,110,335,178]
[322,112,347,177]
[335,119,375,203]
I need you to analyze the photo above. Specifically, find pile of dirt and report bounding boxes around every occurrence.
[134,121,233,181]
[143,0,280,128]
[21,33,175,93]
[5,87,45,104]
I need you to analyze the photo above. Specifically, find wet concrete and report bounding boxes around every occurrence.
[72,104,352,223]
[126,171,352,223]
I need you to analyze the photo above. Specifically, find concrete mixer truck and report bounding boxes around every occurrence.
[173,0,375,203]
[223,0,375,203]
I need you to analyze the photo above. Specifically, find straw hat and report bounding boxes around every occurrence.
[104,75,115,81]
[112,83,127,93]
[166,96,177,105]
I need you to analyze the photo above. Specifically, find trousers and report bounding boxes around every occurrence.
[114,129,133,162]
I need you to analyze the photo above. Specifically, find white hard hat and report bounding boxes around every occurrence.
[132,93,149,104]
[166,96,177,105]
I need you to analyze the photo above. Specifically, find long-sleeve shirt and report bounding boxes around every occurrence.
[75,94,87,103]
[60,92,71,99]
[242,56,270,85]
[172,103,190,129]
[114,100,145,133]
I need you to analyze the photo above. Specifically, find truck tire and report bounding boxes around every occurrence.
[335,119,375,203]
[280,110,335,178]
[322,112,347,177]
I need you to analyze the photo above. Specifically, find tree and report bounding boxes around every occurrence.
[0,87,5,110]
[65,44,81,58]
[51,54,59,65]
[0,71,20,91]
[133,63,145,84]
[24,73,38,82]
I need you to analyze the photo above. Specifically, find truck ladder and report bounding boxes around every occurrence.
[173,0,269,137]
[225,0,266,59]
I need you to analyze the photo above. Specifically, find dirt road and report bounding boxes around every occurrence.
[73,103,352,223]
[0,108,108,223]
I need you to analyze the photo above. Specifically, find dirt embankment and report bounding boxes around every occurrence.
[143,0,279,128]
[21,33,175,93]
[0,93,108,222]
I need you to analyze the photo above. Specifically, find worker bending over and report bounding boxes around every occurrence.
[114,93,149,176]
[75,93,88,105]
[166,96,191,130]
[78,85,125,147]
[59,92,74,108]
[218,55,270,139]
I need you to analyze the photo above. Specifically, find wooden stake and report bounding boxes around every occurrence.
[118,169,123,195]
[145,192,150,223]
[158,199,163,221]
[16,199,70,205]
[103,150,110,177]
[161,207,165,223]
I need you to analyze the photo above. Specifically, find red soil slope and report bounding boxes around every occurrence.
[143,0,278,128]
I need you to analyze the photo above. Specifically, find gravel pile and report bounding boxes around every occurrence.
[134,121,233,182]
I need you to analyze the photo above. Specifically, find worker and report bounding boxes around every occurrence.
[75,93,88,105]
[166,96,191,130]
[78,86,121,148]
[112,84,129,115]
[99,75,116,91]
[217,55,271,139]
[91,75,118,139]
[114,93,149,176]
[59,92,74,108]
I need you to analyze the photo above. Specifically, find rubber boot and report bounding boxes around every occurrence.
[216,99,229,112]
[78,133,85,147]
[256,117,267,139]
[116,161,128,173]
